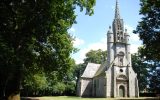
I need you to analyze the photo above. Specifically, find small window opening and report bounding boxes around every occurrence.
[120,69,123,72]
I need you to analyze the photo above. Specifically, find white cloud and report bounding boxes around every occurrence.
[73,25,142,64]
[124,24,139,43]
[74,38,107,64]
[68,27,85,47]
[73,38,85,47]
[68,27,76,37]
[124,24,142,54]
[130,44,141,54]
[111,5,114,11]
[68,27,76,33]
[86,38,107,51]
[130,33,140,43]
[124,24,134,33]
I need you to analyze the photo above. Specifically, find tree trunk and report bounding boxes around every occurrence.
[6,66,21,100]
[8,93,20,100]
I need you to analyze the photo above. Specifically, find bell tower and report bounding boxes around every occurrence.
[112,0,124,43]
[106,0,139,97]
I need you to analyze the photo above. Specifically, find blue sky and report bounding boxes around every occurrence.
[69,0,142,64]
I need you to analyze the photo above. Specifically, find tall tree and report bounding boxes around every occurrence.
[131,53,149,92]
[149,68,160,93]
[132,47,160,93]
[147,61,160,93]
[0,0,96,100]
[134,0,160,61]
[84,49,107,65]
[133,0,160,94]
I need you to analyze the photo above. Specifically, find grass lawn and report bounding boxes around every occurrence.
[22,96,159,100]
[37,96,112,100]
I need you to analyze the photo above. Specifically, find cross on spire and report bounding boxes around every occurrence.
[115,0,120,19]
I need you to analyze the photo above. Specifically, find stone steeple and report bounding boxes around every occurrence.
[115,0,120,19]
[112,0,124,42]
[106,0,139,97]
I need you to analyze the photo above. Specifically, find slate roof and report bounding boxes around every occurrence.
[94,61,107,76]
[81,63,101,78]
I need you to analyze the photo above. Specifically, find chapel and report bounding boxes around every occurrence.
[77,0,139,97]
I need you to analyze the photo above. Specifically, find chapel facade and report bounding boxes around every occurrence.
[77,0,139,98]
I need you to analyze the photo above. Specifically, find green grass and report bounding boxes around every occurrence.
[34,96,114,100]
[22,96,159,100]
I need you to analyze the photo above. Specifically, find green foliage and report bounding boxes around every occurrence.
[134,0,160,92]
[23,72,47,91]
[149,69,160,93]
[84,49,107,64]
[53,82,66,94]
[0,0,96,98]
[132,47,160,93]
[131,53,149,91]
[146,61,160,93]
[74,63,86,80]
[134,0,160,60]
[65,82,76,95]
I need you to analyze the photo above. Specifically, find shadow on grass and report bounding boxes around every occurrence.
[21,97,40,100]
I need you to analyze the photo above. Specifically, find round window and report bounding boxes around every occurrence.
[120,69,123,72]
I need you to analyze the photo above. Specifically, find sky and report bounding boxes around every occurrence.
[69,0,143,64]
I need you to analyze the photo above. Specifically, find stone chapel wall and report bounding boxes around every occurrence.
[80,78,93,97]
[129,67,136,97]
[94,76,106,97]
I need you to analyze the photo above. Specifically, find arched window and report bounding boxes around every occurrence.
[118,52,124,66]
[118,36,120,41]
[119,85,125,97]
[121,37,123,41]
[120,58,123,66]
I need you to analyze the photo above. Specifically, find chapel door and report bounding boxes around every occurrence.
[119,85,125,97]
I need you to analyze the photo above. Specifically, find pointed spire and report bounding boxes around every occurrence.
[115,0,120,19]
[108,26,112,33]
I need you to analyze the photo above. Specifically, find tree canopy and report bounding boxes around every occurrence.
[133,0,160,94]
[131,53,149,92]
[0,0,96,99]
[134,0,160,61]
[84,49,107,64]
[132,47,160,93]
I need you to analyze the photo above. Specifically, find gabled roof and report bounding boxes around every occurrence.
[81,63,101,78]
[94,61,107,77]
